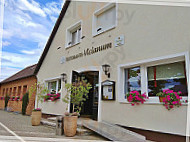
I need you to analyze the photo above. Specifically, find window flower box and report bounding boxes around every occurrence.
[44,93,60,102]
[126,91,149,106]
[14,96,20,101]
[0,96,4,100]
[10,96,15,101]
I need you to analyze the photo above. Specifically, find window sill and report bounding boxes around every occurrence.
[65,42,80,49]
[45,99,61,103]
[119,101,188,106]
[92,26,116,37]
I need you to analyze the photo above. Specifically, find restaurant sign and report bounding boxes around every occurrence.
[66,43,112,62]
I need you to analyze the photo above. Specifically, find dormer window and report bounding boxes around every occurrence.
[66,21,82,48]
[93,3,117,36]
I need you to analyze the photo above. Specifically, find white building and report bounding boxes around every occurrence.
[34,0,190,141]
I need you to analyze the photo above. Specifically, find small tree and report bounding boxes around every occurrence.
[29,82,49,109]
[4,94,10,111]
[63,79,92,115]
[22,92,29,115]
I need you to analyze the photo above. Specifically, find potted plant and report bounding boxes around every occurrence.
[157,89,182,110]
[22,92,29,115]
[62,79,92,137]
[126,91,148,106]
[156,91,166,102]
[29,82,49,126]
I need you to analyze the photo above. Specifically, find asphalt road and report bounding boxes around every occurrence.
[0,110,107,142]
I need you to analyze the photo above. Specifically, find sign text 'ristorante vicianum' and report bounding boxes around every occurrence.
[66,43,112,62]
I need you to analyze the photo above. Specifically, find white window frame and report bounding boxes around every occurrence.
[118,52,189,104]
[92,3,117,37]
[65,21,82,48]
[44,77,62,98]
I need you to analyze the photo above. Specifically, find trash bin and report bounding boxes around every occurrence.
[56,116,64,135]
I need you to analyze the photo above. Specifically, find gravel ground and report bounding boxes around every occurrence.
[0,110,108,141]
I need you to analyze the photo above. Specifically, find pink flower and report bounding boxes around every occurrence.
[168,90,173,93]
[169,105,173,108]
[172,101,177,104]
[166,95,171,101]
[176,95,180,99]
[163,89,170,93]
[131,103,135,106]
[163,98,166,102]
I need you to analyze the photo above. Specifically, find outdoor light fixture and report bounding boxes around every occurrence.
[61,73,67,83]
[102,64,110,78]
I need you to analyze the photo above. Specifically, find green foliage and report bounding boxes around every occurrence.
[29,82,49,108]
[4,94,10,110]
[156,92,165,97]
[22,92,29,115]
[63,80,92,114]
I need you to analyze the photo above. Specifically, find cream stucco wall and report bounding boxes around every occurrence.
[37,1,190,136]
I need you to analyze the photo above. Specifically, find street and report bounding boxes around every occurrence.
[0,110,107,142]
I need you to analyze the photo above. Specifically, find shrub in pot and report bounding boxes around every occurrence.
[22,92,29,115]
[63,79,92,137]
[4,94,10,111]
[29,82,49,126]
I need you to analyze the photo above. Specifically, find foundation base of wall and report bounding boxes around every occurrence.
[119,125,189,142]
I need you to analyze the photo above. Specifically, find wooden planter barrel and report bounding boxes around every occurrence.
[64,116,78,137]
[31,111,42,126]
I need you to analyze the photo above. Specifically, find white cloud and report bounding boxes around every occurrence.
[1,0,64,81]
[2,41,11,46]
[43,2,62,16]
[3,30,13,39]
[17,0,46,17]
[21,48,42,55]
[0,67,21,81]
[1,51,39,68]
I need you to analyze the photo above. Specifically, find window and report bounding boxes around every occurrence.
[119,55,189,103]
[23,85,27,95]
[47,79,62,94]
[124,67,141,98]
[17,86,21,96]
[66,21,81,48]
[9,88,12,96]
[6,88,8,95]
[13,87,16,96]
[3,89,5,96]
[93,3,116,36]
[147,61,188,96]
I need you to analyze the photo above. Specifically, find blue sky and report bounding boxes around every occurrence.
[1,0,65,81]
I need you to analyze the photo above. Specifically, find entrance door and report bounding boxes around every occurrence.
[71,71,99,120]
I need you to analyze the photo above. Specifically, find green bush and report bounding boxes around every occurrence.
[22,92,29,115]
[4,94,10,110]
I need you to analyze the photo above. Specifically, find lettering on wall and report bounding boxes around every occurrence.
[66,43,112,62]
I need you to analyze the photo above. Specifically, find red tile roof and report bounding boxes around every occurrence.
[0,64,37,84]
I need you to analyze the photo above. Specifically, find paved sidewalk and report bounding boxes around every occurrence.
[0,110,108,141]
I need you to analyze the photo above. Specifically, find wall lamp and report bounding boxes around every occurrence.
[61,73,67,83]
[102,64,110,78]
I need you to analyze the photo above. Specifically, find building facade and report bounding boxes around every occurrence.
[35,0,190,141]
[0,64,37,115]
